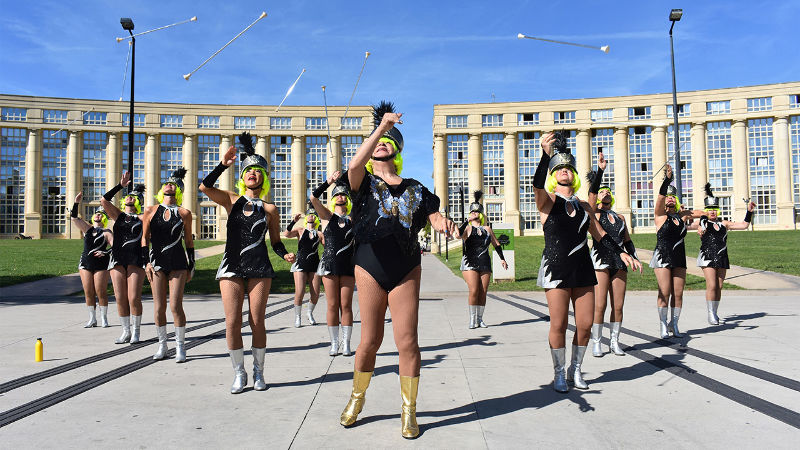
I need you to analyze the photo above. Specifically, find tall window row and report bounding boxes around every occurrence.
[42,130,67,234]
[667,124,693,208]
[791,116,800,211]
[340,136,362,169]
[1,128,27,234]
[82,132,107,202]
[591,129,615,190]
[306,136,328,204]
[747,118,776,224]
[518,132,540,230]
[628,127,653,228]
[197,135,220,202]
[446,135,468,224]
[121,133,145,191]
[270,136,292,229]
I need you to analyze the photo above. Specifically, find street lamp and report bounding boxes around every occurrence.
[669,8,683,201]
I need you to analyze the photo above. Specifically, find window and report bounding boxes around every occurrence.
[706,122,733,192]
[590,109,613,123]
[666,104,690,118]
[122,113,145,127]
[305,117,327,130]
[668,124,693,207]
[197,135,220,202]
[43,109,68,124]
[748,118,776,224]
[482,133,504,196]
[446,115,468,129]
[447,134,468,224]
[160,114,183,128]
[234,116,256,130]
[791,95,800,109]
[82,132,107,202]
[717,196,732,221]
[486,203,503,225]
[341,117,361,130]
[0,127,27,234]
[628,106,651,120]
[83,111,107,125]
[628,126,653,228]
[791,116,800,210]
[159,134,184,187]
[517,113,539,126]
[340,135,362,168]
[121,133,146,191]
[518,131,541,230]
[1,107,26,122]
[197,115,220,129]
[200,206,217,239]
[747,97,772,112]
[270,117,291,130]
[554,111,575,124]
[270,136,292,228]
[306,136,328,203]
[42,130,67,234]
[706,101,730,115]
[482,114,503,127]
[591,128,615,191]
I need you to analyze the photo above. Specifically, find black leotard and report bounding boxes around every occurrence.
[460,225,492,272]
[149,204,188,273]
[537,193,597,289]
[317,213,355,277]
[216,196,276,279]
[650,213,687,269]
[590,209,628,274]
[109,212,144,268]
[291,228,320,273]
[696,217,730,269]
[79,226,111,272]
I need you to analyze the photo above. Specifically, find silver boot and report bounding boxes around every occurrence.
[477,305,488,328]
[550,347,568,393]
[609,322,625,356]
[468,305,477,329]
[707,301,719,325]
[153,325,168,360]
[658,307,670,339]
[328,326,340,356]
[229,348,247,394]
[669,307,683,337]
[566,345,589,390]
[174,326,186,363]
[130,315,142,344]
[84,306,97,328]
[294,304,302,328]
[252,347,267,391]
[99,306,109,328]
[591,323,603,357]
[115,316,131,344]
[307,302,317,325]
[341,325,353,356]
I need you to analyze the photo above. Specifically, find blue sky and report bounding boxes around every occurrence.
[1,0,797,188]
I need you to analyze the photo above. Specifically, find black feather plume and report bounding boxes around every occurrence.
[372,100,396,127]
[171,167,187,180]
[586,170,598,184]
[473,190,483,203]
[238,132,255,156]
[704,182,714,197]
[552,130,569,154]
[133,183,145,193]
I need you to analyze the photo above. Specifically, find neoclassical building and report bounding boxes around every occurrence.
[0,94,372,239]
[432,81,800,234]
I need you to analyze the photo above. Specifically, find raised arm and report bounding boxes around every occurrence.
[101,171,130,221]
[348,112,403,192]
[283,213,302,239]
[726,201,756,230]
[310,170,340,222]
[655,164,673,219]
[533,132,556,215]
[198,145,238,213]
[70,192,91,234]
[140,205,155,284]
[587,150,607,214]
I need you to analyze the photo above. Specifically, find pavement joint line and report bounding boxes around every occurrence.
[288,356,336,449]
[488,293,800,429]
[0,300,297,428]
[0,296,294,394]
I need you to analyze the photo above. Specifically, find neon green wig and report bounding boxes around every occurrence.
[329,194,352,216]
[92,210,109,228]
[122,195,143,214]
[236,166,270,200]
[666,195,682,213]
[545,168,581,193]
[469,212,486,226]
[304,214,321,230]
[155,183,183,206]
[596,187,616,209]
[366,138,404,175]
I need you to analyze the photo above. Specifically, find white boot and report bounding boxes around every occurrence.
[658,307,670,339]
[229,348,247,394]
[591,323,603,357]
[252,347,267,391]
[115,316,131,344]
[153,325,168,360]
[294,304,302,328]
[477,305,488,328]
[669,307,683,337]
[468,305,477,329]
[711,301,722,324]
[707,301,720,325]
[566,345,589,389]
[609,322,625,356]
[84,306,97,328]
[130,315,142,344]
[550,347,568,393]
[99,306,109,328]
[174,326,186,363]
[341,325,353,356]
[328,326,340,356]
[307,302,318,325]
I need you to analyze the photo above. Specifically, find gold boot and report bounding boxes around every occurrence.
[400,375,420,439]
[340,370,372,426]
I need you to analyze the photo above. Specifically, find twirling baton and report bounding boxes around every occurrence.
[275,68,306,112]
[341,51,370,126]
[183,12,267,81]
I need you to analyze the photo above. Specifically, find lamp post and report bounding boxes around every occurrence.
[669,8,683,201]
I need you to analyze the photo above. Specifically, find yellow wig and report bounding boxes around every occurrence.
[329,194,352,216]
[92,210,109,228]
[155,183,183,206]
[236,167,270,200]
[122,195,143,214]
[304,214,321,229]
[545,168,581,193]
[366,138,403,175]
[596,187,616,209]
[666,195,682,213]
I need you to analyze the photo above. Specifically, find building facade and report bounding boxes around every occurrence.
[0,94,372,239]
[432,82,800,234]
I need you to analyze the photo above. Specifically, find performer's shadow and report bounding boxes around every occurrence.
[376,336,497,357]
[683,311,771,336]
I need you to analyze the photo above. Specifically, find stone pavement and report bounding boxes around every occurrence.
[1,255,799,448]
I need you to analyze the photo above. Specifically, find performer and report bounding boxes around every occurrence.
[284,205,323,327]
[310,170,356,356]
[339,102,457,439]
[141,167,194,362]
[651,165,701,339]
[200,132,295,394]
[533,132,640,393]
[697,184,756,325]
[458,191,507,329]
[71,192,112,328]
[586,151,639,357]
[101,173,146,344]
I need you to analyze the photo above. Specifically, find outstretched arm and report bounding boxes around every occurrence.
[101,171,130,221]
[310,170,340,222]
[266,203,296,263]
[587,150,606,214]
[726,201,757,230]
[70,192,91,234]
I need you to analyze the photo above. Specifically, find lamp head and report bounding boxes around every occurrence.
[669,9,683,21]
[120,17,134,31]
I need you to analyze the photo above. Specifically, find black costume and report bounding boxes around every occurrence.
[109,212,144,268]
[217,196,276,279]
[79,227,111,272]
[537,194,596,289]
[649,213,687,269]
[590,209,628,276]
[696,217,730,269]
[460,226,492,272]
[149,204,189,273]
[317,213,355,276]
[291,228,321,273]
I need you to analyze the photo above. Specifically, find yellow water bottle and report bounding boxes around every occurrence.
[35,338,43,362]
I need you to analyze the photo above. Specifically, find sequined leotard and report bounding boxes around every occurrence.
[291,229,321,273]
[696,217,730,269]
[79,227,111,272]
[649,213,687,269]
[317,213,355,277]
[109,212,144,268]
[149,204,188,273]
[460,225,492,272]
[590,209,628,274]
[216,196,276,279]
[537,193,597,289]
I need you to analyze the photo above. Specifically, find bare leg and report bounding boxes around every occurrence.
[323,275,341,327]
[168,270,188,327]
[462,271,481,306]
[93,270,110,307]
[609,271,627,323]
[671,268,686,309]
[127,266,145,316]
[387,266,422,377]
[80,269,97,307]
[593,270,610,324]
[654,268,672,308]
[110,266,130,317]
[353,266,388,373]
[479,272,490,307]
[702,267,718,302]
[309,274,321,305]
[339,276,355,326]
[546,288,571,349]
[151,271,169,326]
[716,269,726,302]
[247,278,271,348]
[570,286,594,347]
[293,272,306,306]
[220,278,246,350]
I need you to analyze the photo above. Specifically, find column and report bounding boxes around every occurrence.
[256,135,271,202]
[613,128,631,224]
[326,135,340,197]
[291,135,306,213]
[690,123,708,209]
[731,120,749,221]
[106,132,122,196]
[575,129,591,199]
[774,116,793,228]
[144,133,159,208]
[24,129,42,239]
[467,133,483,195]
[433,133,448,212]
[503,132,520,234]
[217,135,233,234]
[651,125,667,208]
[65,131,82,238]
[182,134,198,236]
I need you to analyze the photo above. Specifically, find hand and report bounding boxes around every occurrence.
[621,253,642,273]
[540,132,555,156]
[440,218,459,239]
[697,227,705,238]
[92,251,105,258]
[598,150,607,170]
[284,253,296,263]
[748,201,756,212]
[501,260,508,270]
[381,112,403,128]
[74,192,83,204]
[327,170,341,184]
[145,264,154,284]
[187,269,194,283]
[120,171,131,187]
[222,145,237,167]
[293,213,303,222]
[664,164,673,181]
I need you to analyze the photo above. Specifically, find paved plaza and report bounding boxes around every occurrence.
[1,255,799,448]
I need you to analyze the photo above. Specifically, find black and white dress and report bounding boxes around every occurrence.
[537,193,596,289]
[696,217,730,269]
[460,226,492,272]
[216,196,276,279]
[649,213,687,269]
[590,209,628,273]
[291,229,321,273]
[108,212,144,269]
[149,204,188,273]
[317,213,355,277]
[79,227,111,272]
